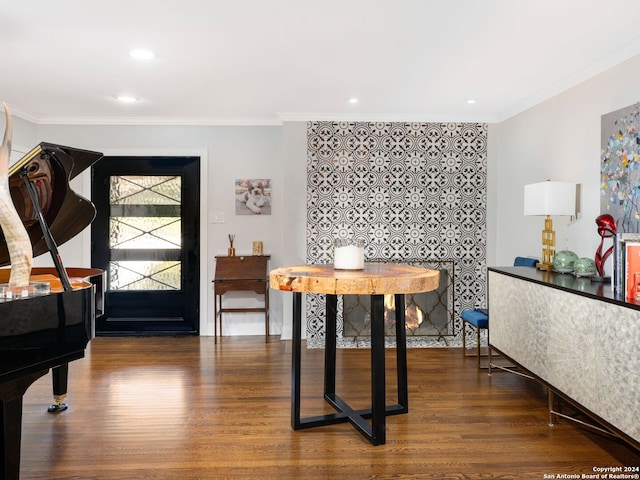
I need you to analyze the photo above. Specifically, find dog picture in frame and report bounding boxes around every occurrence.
[235,178,272,215]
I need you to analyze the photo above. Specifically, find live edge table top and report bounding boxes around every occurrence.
[269,263,440,295]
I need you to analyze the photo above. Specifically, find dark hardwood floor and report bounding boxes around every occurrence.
[20,336,640,479]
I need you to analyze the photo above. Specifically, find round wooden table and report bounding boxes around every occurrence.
[270,263,439,445]
[270,262,438,294]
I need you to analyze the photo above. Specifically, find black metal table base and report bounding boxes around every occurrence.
[291,292,408,445]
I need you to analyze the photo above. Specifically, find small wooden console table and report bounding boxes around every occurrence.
[213,255,270,343]
[270,263,439,445]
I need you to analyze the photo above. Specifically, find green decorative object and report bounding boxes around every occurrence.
[553,250,579,273]
[574,257,597,277]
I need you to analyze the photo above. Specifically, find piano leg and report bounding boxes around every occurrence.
[48,364,69,413]
[1,370,48,480]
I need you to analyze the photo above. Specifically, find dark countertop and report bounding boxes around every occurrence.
[488,266,640,312]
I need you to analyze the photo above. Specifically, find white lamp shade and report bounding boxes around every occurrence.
[523,181,576,216]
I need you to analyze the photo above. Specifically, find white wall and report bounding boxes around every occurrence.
[7,123,286,338]
[491,53,640,272]
[0,112,39,150]
[279,121,309,338]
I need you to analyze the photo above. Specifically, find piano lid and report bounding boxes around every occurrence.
[0,142,103,266]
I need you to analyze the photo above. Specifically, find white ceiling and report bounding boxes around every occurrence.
[2,0,640,126]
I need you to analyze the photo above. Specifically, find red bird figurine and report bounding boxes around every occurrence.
[594,214,617,277]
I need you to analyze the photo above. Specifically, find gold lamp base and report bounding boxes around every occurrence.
[536,261,554,271]
[537,215,556,271]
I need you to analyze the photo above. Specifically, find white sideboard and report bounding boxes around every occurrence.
[488,267,640,449]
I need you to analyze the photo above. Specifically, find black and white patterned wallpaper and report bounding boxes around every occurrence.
[306,121,487,346]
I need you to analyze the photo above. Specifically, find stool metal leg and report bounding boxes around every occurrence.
[462,319,488,369]
[476,325,481,369]
[462,319,467,352]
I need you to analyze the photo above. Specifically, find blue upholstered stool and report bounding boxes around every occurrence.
[461,308,489,368]
[514,257,538,268]
[461,257,537,368]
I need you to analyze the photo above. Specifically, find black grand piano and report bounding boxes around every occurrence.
[0,142,103,479]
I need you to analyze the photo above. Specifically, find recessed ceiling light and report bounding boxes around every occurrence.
[129,49,155,60]
[466,99,476,104]
[116,95,138,103]
[349,98,359,104]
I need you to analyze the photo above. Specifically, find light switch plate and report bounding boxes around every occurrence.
[209,211,225,223]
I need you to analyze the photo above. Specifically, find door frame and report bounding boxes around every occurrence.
[82,148,209,335]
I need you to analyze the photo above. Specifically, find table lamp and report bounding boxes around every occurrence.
[523,180,576,271]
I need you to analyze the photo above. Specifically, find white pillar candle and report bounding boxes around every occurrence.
[334,244,364,270]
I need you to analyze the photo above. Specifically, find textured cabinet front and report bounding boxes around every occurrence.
[488,270,640,445]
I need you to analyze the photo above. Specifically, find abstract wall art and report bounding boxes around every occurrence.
[601,102,640,233]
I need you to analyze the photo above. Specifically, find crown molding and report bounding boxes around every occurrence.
[495,45,640,122]
[9,110,499,126]
[276,112,497,124]
[4,104,40,124]
[7,111,284,126]
[33,115,284,126]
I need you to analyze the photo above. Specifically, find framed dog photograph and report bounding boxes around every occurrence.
[235,178,272,215]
